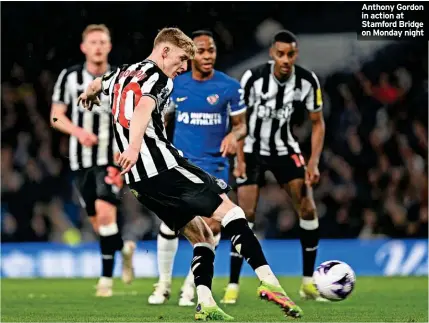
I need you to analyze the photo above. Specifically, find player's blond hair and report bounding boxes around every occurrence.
[154,27,196,59]
[82,24,111,42]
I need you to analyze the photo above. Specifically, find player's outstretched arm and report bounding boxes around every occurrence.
[117,96,156,175]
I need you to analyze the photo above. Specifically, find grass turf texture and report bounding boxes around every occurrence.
[2,277,427,322]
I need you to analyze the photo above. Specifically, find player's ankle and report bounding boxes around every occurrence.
[302,276,314,285]
[159,277,172,286]
[227,283,239,290]
[196,285,216,307]
[98,276,113,285]
[255,265,280,287]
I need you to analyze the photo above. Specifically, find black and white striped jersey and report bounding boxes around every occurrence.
[101,59,179,184]
[52,63,116,171]
[241,61,323,157]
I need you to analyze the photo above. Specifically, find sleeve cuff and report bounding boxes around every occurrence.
[141,94,159,109]
[229,107,247,116]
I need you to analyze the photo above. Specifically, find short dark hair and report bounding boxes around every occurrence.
[191,30,214,40]
[272,30,298,46]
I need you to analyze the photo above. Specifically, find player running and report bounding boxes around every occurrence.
[147,30,247,307]
[78,27,303,320]
[51,24,135,297]
[222,30,327,304]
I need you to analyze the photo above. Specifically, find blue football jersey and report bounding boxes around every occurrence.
[170,70,246,168]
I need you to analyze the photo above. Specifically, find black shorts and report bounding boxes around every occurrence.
[128,158,231,232]
[74,165,121,216]
[237,152,306,187]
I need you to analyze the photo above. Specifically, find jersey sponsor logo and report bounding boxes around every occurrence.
[207,94,219,105]
[177,111,222,125]
[316,88,323,106]
[176,96,188,102]
[256,102,293,120]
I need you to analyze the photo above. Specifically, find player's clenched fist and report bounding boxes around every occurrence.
[305,159,320,186]
[117,147,139,175]
[75,128,98,147]
[77,92,101,111]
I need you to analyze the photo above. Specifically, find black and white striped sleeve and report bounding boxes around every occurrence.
[240,69,255,108]
[305,72,323,112]
[101,68,120,95]
[138,71,173,109]
[52,69,70,105]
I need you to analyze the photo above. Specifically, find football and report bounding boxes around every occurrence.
[313,260,356,301]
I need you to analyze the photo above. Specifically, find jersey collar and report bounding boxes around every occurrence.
[270,61,295,87]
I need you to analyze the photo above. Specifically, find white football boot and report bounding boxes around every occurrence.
[96,277,113,297]
[148,281,171,304]
[121,240,136,284]
[178,283,195,307]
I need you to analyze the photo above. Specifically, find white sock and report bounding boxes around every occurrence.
[157,223,178,284]
[255,265,280,286]
[196,285,216,306]
[303,276,314,285]
[227,283,239,290]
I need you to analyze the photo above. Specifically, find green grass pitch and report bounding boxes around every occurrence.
[2,277,427,322]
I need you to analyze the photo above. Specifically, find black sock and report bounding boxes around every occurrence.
[229,241,244,284]
[299,224,319,277]
[192,245,215,289]
[100,232,124,277]
[223,218,267,271]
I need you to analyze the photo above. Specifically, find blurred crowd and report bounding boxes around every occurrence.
[1,3,427,243]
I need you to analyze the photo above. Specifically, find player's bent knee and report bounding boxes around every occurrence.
[211,197,238,222]
[220,206,246,227]
[300,202,317,221]
[95,199,117,226]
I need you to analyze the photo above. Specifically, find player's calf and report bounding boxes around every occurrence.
[298,197,320,289]
[180,218,221,307]
[181,217,217,307]
[94,199,136,296]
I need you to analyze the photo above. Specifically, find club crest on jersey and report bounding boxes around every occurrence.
[207,94,219,105]
[216,178,228,190]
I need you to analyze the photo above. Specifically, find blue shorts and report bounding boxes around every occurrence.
[192,161,230,184]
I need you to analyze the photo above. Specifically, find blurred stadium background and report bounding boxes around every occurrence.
[1,2,427,280]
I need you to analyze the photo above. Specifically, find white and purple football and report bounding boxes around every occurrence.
[313,260,356,301]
